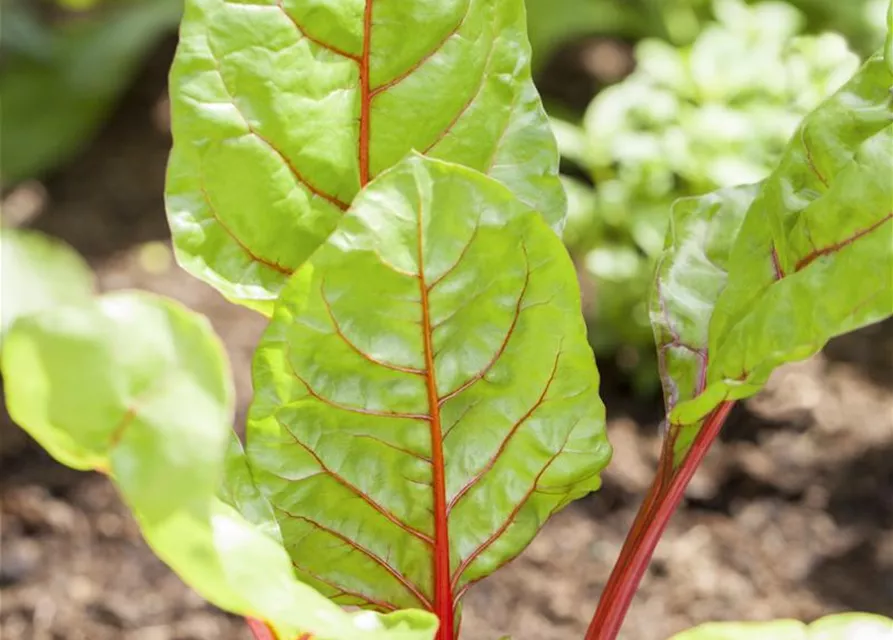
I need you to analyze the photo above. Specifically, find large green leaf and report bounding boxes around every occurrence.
[166,0,565,314]
[0,229,95,347]
[247,155,609,629]
[651,51,893,435]
[670,613,893,640]
[1,292,438,640]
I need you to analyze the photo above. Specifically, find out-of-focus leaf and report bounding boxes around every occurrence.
[0,0,183,184]
[670,612,893,639]
[1,292,438,640]
[653,52,893,435]
[166,0,564,315]
[886,0,893,73]
[248,155,609,625]
[0,229,94,346]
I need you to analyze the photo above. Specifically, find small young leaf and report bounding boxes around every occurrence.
[653,51,893,435]
[0,229,94,346]
[1,292,438,640]
[166,0,565,313]
[671,613,893,640]
[248,154,609,626]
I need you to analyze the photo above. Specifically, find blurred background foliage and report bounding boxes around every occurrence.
[0,0,885,393]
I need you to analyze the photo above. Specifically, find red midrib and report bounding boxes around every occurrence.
[417,207,455,640]
[359,1,373,186]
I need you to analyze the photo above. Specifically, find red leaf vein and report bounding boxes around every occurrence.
[446,351,562,514]
[794,212,892,272]
[284,354,429,420]
[275,506,432,608]
[278,419,434,544]
[438,246,531,405]
[320,280,425,375]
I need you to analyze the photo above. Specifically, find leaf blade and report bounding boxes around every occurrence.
[166,0,565,312]
[1,291,438,640]
[247,154,608,625]
[650,184,760,462]
[652,51,893,446]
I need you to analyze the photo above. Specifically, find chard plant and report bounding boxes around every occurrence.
[2,1,892,639]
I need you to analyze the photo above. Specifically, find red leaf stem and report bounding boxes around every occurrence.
[246,618,279,640]
[358,1,373,186]
[584,401,735,640]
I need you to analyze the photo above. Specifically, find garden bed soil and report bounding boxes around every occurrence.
[1,39,891,640]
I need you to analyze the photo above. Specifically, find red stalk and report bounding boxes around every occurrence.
[358,0,373,186]
[246,618,278,640]
[585,401,735,640]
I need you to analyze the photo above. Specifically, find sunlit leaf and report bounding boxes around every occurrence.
[1,292,438,640]
[166,0,565,314]
[0,229,94,346]
[652,51,893,443]
[247,154,609,629]
[670,612,893,640]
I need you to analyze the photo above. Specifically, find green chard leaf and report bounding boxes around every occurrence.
[671,612,893,640]
[0,229,95,347]
[652,51,893,448]
[1,292,438,640]
[247,155,609,628]
[166,0,565,314]
[651,184,760,461]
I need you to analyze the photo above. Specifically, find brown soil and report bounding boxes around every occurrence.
[1,41,891,640]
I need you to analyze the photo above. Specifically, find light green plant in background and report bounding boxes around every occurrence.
[559,0,860,392]
[524,0,884,73]
[672,613,893,639]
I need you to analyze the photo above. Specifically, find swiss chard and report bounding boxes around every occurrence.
[1,272,439,640]
[246,154,609,636]
[3,1,893,639]
[166,0,564,313]
[586,43,893,639]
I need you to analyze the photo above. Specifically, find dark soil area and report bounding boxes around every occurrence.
[2,40,892,640]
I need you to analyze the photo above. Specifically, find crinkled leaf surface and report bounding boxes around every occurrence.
[670,613,893,640]
[650,184,760,462]
[248,155,609,623]
[166,0,565,314]
[651,51,893,436]
[1,292,437,640]
[0,229,94,346]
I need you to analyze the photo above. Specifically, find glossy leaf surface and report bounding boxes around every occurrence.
[166,0,565,313]
[0,229,94,346]
[653,51,893,436]
[248,155,609,627]
[671,613,893,640]
[1,292,437,640]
